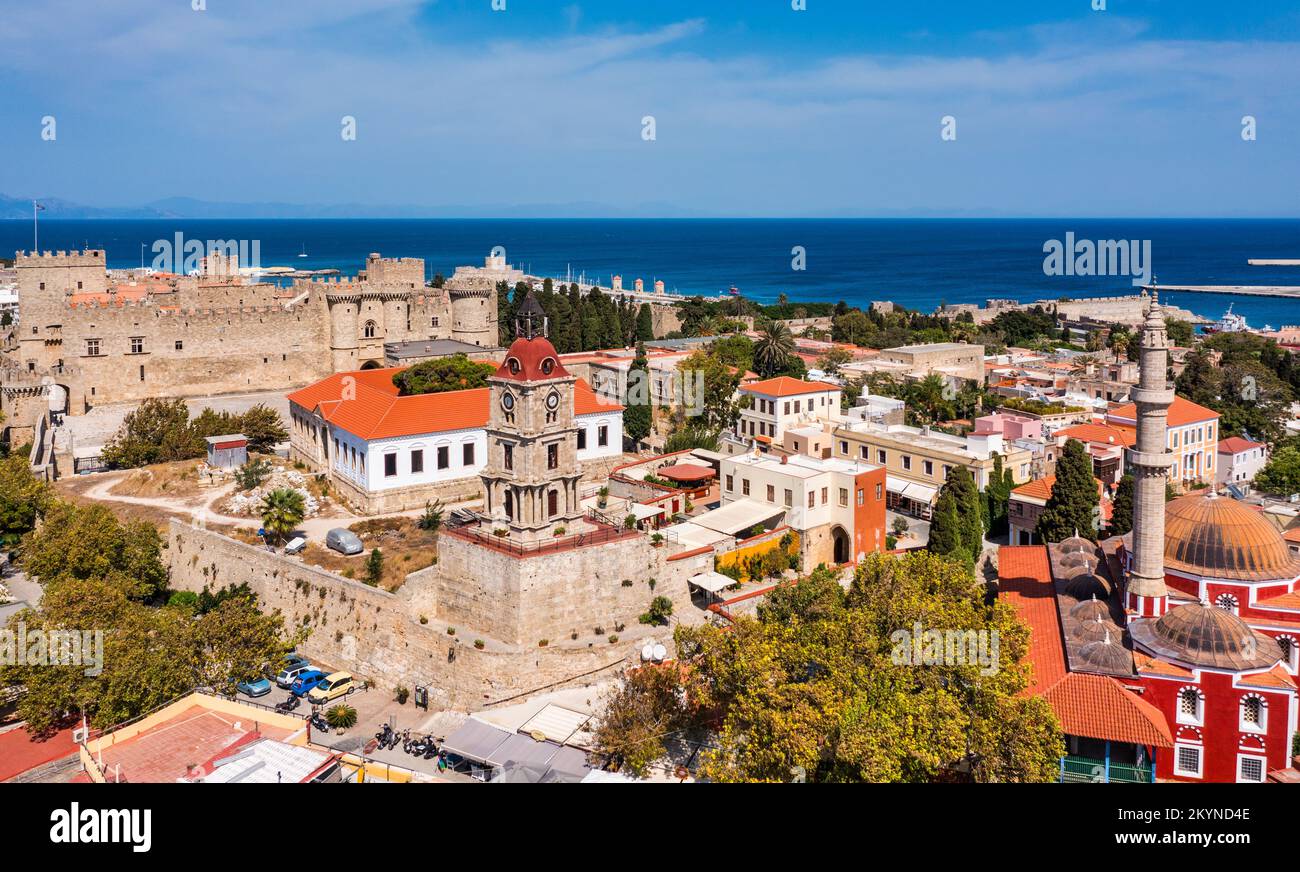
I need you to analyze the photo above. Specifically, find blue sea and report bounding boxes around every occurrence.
[3,218,1299,327]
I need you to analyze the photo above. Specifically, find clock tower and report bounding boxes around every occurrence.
[480,292,583,540]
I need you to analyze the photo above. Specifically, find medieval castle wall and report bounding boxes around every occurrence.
[166,520,694,708]
[5,250,497,418]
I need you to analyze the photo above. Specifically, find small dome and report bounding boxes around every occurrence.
[1078,634,1133,673]
[1058,552,1094,572]
[1073,614,1112,643]
[1059,536,1095,554]
[1164,491,1300,582]
[1131,601,1283,670]
[1070,597,1110,622]
[1064,572,1110,601]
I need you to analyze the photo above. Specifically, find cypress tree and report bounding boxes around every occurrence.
[624,342,652,445]
[1109,474,1134,536]
[946,465,985,563]
[1035,439,1100,542]
[927,489,965,564]
[637,303,655,342]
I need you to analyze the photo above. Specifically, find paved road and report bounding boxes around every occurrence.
[0,558,41,623]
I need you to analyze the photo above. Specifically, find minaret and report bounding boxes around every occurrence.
[1125,290,1174,618]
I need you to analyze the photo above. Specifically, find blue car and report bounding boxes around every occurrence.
[237,677,272,698]
[290,670,327,696]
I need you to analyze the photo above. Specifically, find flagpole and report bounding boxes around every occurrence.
[33,200,38,251]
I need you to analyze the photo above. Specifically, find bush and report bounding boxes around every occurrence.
[473,639,485,649]
[538,639,549,647]
[395,685,410,705]
[234,458,273,491]
[365,548,384,586]
[639,595,674,626]
[418,500,445,532]
[325,704,358,730]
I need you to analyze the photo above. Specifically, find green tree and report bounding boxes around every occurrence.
[101,397,200,468]
[1109,474,1134,536]
[365,548,384,586]
[927,488,965,564]
[595,556,1063,782]
[1254,441,1300,497]
[639,595,674,626]
[194,595,292,693]
[816,347,854,375]
[636,303,655,342]
[20,502,167,600]
[1035,439,1100,543]
[418,500,445,532]
[235,404,288,452]
[947,465,985,562]
[260,488,305,547]
[0,455,51,544]
[624,343,653,444]
[983,455,1014,537]
[753,320,796,377]
[234,457,273,491]
[392,354,497,396]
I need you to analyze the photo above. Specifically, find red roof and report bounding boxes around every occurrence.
[1056,423,1136,448]
[494,336,571,382]
[0,725,77,782]
[1011,476,1111,521]
[287,366,618,441]
[997,545,1066,695]
[1107,396,1219,428]
[1219,436,1266,454]
[739,376,839,398]
[998,545,1172,748]
[656,463,716,482]
[1042,673,1173,748]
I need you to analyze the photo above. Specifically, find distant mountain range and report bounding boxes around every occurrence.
[0,193,707,220]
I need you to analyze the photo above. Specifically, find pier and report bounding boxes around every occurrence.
[1143,285,1300,299]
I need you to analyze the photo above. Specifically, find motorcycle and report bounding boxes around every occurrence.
[375,724,394,748]
[274,693,300,714]
[310,709,330,734]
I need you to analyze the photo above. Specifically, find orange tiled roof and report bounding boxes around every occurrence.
[287,367,618,440]
[1042,673,1174,748]
[1057,423,1136,448]
[739,376,839,398]
[1011,477,1110,522]
[1239,664,1297,691]
[997,545,1066,695]
[1107,396,1219,427]
[1219,436,1266,454]
[1133,649,1194,679]
[1283,528,1300,545]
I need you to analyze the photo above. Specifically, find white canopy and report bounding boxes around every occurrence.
[689,571,736,594]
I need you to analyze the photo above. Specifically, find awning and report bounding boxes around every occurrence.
[690,498,786,537]
[485,733,562,769]
[440,718,512,763]
[630,503,665,521]
[517,704,592,745]
[657,463,716,483]
[886,475,938,505]
[689,571,736,594]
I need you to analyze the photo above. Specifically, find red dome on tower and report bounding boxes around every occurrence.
[494,335,570,382]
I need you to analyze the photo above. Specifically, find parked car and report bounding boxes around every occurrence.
[291,669,328,696]
[275,663,312,689]
[325,528,364,555]
[284,536,307,555]
[236,676,272,698]
[281,653,310,671]
[307,671,355,705]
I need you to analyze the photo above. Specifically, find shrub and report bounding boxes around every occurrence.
[639,595,674,626]
[418,500,445,532]
[419,615,428,625]
[624,514,637,530]
[473,639,485,649]
[608,635,619,644]
[325,705,358,730]
[395,685,410,705]
[446,626,456,635]
[538,639,549,647]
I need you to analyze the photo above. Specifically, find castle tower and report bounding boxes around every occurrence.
[15,249,108,370]
[480,292,582,541]
[1125,291,1175,618]
[449,285,495,347]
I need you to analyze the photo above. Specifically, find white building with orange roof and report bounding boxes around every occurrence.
[729,376,842,453]
[1106,396,1219,489]
[1217,436,1269,487]
[288,365,623,514]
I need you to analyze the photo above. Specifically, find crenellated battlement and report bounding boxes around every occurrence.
[15,249,107,267]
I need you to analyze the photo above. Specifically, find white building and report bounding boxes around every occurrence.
[1217,437,1269,487]
[731,377,841,451]
[288,366,622,513]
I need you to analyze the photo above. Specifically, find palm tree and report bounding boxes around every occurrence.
[1070,355,1100,377]
[260,488,305,548]
[753,320,796,377]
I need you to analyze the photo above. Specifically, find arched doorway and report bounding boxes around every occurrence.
[359,359,381,370]
[831,526,850,564]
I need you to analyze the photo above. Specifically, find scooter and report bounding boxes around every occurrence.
[375,724,394,748]
[310,709,329,734]
[423,738,441,759]
[275,693,300,714]
[407,734,432,756]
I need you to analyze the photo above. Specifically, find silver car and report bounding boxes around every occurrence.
[275,664,312,689]
[325,527,364,555]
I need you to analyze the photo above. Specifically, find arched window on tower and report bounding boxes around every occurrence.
[1215,593,1239,614]
[1177,687,1203,726]
[363,319,377,339]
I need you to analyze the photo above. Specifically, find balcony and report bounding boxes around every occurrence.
[1059,754,1154,783]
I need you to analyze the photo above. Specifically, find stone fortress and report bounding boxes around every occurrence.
[1,248,502,444]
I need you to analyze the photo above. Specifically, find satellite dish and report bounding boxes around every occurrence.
[641,644,654,662]
[652,644,667,662]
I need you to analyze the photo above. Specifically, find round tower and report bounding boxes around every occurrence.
[325,285,362,371]
[449,286,496,347]
[1125,290,1175,618]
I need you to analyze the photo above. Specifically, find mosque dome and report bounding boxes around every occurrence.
[1130,601,1283,670]
[1164,492,1300,582]
[1059,535,1095,555]
[1077,634,1134,673]
[1063,571,1110,601]
[1073,614,1112,644]
[1070,597,1110,623]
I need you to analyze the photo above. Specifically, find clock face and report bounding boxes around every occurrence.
[501,392,515,411]
[545,391,560,411]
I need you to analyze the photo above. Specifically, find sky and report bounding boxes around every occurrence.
[1,0,1298,217]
